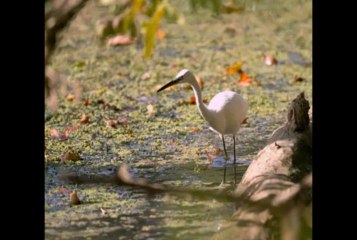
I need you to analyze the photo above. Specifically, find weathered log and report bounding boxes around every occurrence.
[213,92,312,240]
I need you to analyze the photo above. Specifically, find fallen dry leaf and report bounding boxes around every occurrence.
[61,149,81,163]
[83,98,90,106]
[104,119,118,128]
[156,28,166,39]
[80,114,89,124]
[117,116,129,124]
[50,128,69,141]
[264,55,278,66]
[294,77,305,82]
[100,208,107,215]
[66,94,75,101]
[59,186,69,196]
[141,71,151,81]
[69,190,81,205]
[238,71,261,86]
[225,61,245,74]
[147,104,155,118]
[191,127,200,132]
[107,35,135,46]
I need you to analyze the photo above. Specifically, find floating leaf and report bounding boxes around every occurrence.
[83,98,90,106]
[225,61,245,74]
[147,104,155,118]
[100,208,108,215]
[238,71,261,86]
[50,128,69,140]
[264,55,278,66]
[105,119,118,128]
[59,186,69,196]
[238,72,253,86]
[66,94,75,101]
[294,77,305,82]
[141,71,151,80]
[69,190,81,205]
[191,127,200,132]
[107,35,135,46]
[80,114,89,124]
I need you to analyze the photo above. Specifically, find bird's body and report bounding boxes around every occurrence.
[157,69,248,184]
[206,91,248,135]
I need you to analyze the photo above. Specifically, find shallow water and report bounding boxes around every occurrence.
[45,0,311,239]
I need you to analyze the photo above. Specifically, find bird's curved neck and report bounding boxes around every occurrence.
[190,81,210,120]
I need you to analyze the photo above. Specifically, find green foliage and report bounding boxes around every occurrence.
[143,3,165,58]
[100,0,236,58]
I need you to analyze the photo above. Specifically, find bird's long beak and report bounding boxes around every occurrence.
[157,78,181,93]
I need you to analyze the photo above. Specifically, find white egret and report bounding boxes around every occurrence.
[157,69,248,185]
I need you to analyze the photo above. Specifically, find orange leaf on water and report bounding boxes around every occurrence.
[294,77,305,82]
[225,61,245,74]
[66,94,75,101]
[80,114,89,124]
[264,55,278,66]
[59,186,69,196]
[69,190,81,205]
[104,119,118,128]
[107,35,135,46]
[238,71,261,86]
[147,104,155,118]
[83,98,90,106]
[50,128,69,140]
[190,96,196,104]
[191,127,200,132]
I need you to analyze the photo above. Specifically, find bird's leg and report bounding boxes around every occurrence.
[233,135,237,185]
[222,135,229,184]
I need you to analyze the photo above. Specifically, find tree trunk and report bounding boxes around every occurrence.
[213,92,312,240]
